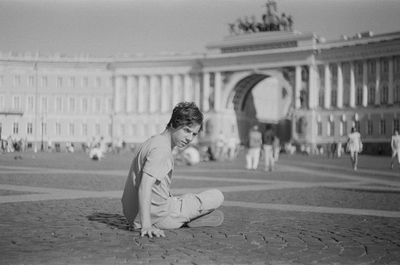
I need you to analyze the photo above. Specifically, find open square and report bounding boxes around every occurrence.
[1,151,399,265]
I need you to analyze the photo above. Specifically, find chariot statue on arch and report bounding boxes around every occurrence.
[228,0,294,35]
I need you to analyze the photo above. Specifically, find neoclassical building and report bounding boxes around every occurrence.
[1,29,400,154]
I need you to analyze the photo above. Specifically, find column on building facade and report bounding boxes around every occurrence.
[349,62,356,108]
[137,75,145,113]
[308,64,318,108]
[126,75,137,113]
[194,74,201,108]
[149,75,159,113]
[295,65,302,109]
[172,74,180,106]
[214,71,222,111]
[160,75,168,113]
[183,74,192,102]
[388,57,394,104]
[324,64,331,109]
[114,75,123,113]
[337,62,343,108]
[362,60,368,107]
[375,59,381,105]
[202,72,210,111]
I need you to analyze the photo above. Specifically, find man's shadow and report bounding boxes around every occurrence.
[87,212,138,232]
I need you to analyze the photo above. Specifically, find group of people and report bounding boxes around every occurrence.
[245,125,280,172]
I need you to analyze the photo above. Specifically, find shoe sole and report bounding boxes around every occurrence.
[187,210,224,228]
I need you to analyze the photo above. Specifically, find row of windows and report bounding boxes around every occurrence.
[1,122,164,139]
[317,83,400,107]
[0,75,108,89]
[317,119,400,137]
[0,95,112,114]
[316,57,400,80]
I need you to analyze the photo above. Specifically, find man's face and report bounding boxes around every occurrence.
[171,123,201,148]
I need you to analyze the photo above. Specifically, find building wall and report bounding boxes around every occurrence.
[1,31,400,154]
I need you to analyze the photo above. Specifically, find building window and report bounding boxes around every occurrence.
[108,124,112,137]
[331,90,337,107]
[356,86,363,106]
[56,97,62,113]
[327,121,334,137]
[381,85,388,104]
[82,98,88,113]
[42,122,47,136]
[131,124,137,136]
[27,123,33,135]
[41,96,48,113]
[317,121,322,136]
[367,120,373,136]
[56,123,61,136]
[96,77,101,87]
[382,59,388,73]
[380,119,386,135]
[342,121,348,136]
[394,119,400,133]
[368,85,375,105]
[95,123,101,135]
[28,76,34,87]
[82,123,88,137]
[41,76,48,88]
[318,90,324,107]
[69,123,75,136]
[394,84,400,103]
[83,77,89,87]
[354,121,361,133]
[13,75,21,87]
[394,57,400,73]
[57,77,63,88]
[70,77,75,88]
[69,97,75,113]
[107,98,113,113]
[27,96,34,112]
[121,124,125,136]
[12,96,21,110]
[94,98,101,113]
[13,122,19,134]
[367,60,375,75]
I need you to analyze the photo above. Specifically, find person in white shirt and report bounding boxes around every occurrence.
[390,130,400,169]
[346,127,363,171]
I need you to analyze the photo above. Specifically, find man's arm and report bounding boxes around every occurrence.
[138,173,165,238]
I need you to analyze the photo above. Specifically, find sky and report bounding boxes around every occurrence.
[0,0,399,57]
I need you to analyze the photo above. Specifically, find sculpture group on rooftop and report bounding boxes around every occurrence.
[229,0,293,35]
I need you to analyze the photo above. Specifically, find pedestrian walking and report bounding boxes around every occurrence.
[346,127,363,171]
[245,125,262,170]
[121,102,224,238]
[262,125,275,171]
[390,130,400,169]
[273,135,280,162]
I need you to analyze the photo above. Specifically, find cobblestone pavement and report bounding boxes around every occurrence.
[1,151,400,265]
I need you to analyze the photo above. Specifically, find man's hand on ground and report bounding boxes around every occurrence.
[140,226,165,238]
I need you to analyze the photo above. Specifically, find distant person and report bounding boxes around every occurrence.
[390,130,400,169]
[215,131,226,161]
[346,127,363,171]
[262,126,275,171]
[121,102,224,239]
[272,136,280,162]
[226,136,239,161]
[246,125,262,170]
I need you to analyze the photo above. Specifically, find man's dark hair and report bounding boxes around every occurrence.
[166,102,203,131]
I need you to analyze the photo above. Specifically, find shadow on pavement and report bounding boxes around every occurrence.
[87,212,137,232]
